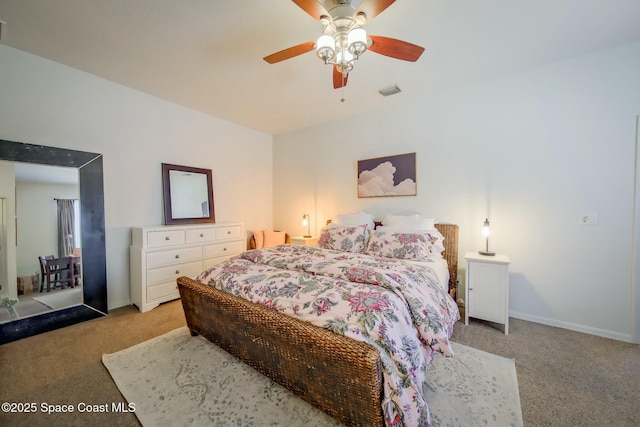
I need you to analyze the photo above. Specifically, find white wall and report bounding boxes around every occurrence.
[15,181,79,277]
[274,40,640,342]
[0,45,274,310]
[0,161,17,300]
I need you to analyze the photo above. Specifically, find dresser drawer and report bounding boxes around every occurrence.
[215,225,242,240]
[186,227,217,244]
[147,281,180,302]
[203,240,244,258]
[146,246,202,269]
[147,260,202,285]
[146,229,185,248]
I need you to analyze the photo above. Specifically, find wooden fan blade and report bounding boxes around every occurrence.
[355,0,396,22]
[263,41,315,64]
[292,0,329,21]
[368,35,425,62]
[333,65,348,89]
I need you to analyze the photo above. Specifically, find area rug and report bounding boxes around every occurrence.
[32,287,82,309]
[102,327,523,427]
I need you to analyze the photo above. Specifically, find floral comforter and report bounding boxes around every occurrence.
[196,244,460,427]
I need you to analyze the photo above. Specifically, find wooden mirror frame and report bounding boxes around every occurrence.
[0,139,107,344]
[162,163,215,225]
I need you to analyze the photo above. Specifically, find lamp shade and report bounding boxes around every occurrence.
[347,28,367,56]
[302,214,311,238]
[479,218,495,256]
[336,48,354,64]
[316,35,335,62]
[482,218,490,237]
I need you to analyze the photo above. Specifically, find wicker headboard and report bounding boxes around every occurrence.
[433,223,459,299]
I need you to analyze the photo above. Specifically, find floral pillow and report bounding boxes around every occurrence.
[375,226,446,257]
[317,224,368,253]
[365,230,437,261]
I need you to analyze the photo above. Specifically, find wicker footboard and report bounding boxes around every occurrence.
[177,276,384,427]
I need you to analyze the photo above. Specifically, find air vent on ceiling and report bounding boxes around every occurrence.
[0,20,6,43]
[378,84,401,97]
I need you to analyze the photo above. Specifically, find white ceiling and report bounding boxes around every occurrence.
[14,162,78,184]
[1,0,639,135]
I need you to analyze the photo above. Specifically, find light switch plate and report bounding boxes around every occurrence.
[579,213,598,225]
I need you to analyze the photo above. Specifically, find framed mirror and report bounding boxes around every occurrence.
[162,163,215,225]
[0,139,107,344]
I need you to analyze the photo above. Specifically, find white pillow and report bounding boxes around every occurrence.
[382,214,435,230]
[335,211,375,231]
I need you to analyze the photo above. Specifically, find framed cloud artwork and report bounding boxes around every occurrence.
[357,152,417,198]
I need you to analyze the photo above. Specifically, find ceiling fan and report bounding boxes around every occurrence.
[263,0,425,89]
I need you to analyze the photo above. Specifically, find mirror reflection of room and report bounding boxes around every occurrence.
[168,169,210,219]
[0,162,83,324]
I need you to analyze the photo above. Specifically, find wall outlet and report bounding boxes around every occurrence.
[579,213,598,225]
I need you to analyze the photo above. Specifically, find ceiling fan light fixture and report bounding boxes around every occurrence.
[316,34,336,63]
[347,28,367,57]
[336,48,354,69]
[264,1,425,90]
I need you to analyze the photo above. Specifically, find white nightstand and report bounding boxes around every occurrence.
[464,252,511,334]
[290,236,318,247]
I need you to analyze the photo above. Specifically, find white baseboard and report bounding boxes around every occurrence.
[509,310,633,343]
[108,299,134,311]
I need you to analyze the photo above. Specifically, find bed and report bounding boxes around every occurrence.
[177,219,459,427]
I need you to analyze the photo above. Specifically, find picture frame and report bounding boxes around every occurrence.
[357,152,416,198]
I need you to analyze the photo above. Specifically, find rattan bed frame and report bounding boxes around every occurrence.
[177,223,458,427]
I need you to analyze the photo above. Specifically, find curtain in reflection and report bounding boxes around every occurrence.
[56,199,75,257]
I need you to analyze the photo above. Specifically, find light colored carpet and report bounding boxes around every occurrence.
[33,287,82,309]
[103,327,523,427]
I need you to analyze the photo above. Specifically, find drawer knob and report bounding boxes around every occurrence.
[175,254,180,259]
[165,236,170,241]
[200,233,204,237]
[175,270,180,274]
[227,231,231,234]
[223,247,227,251]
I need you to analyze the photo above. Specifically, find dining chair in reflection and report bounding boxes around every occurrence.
[38,255,55,292]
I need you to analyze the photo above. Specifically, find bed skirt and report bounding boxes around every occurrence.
[177,276,385,427]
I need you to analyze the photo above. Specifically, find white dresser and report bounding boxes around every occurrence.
[130,223,245,312]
